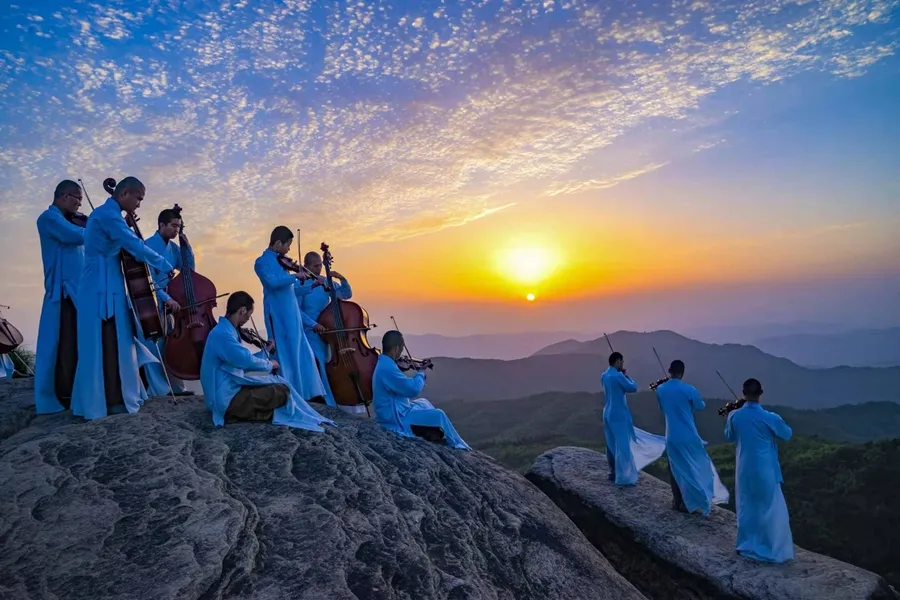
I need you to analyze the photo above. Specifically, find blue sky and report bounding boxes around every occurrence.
[0,0,898,338]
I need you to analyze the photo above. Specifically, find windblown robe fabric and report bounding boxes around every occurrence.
[200,317,334,431]
[372,354,470,450]
[254,249,325,402]
[601,366,666,486]
[71,197,173,420]
[34,205,85,413]
[137,231,196,395]
[726,402,795,563]
[656,378,730,514]
[0,354,14,379]
[296,277,353,409]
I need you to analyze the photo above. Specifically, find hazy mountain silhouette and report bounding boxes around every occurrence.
[401,331,598,360]
[420,330,900,408]
[752,327,900,368]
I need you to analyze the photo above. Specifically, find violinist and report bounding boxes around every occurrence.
[600,352,644,486]
[654,360,719,514]
[199,291,334,432]
[296,250,352,409]
[138,207,196,397]
[70,176,174,420]
[372,330,470,450]
[34,180,86,413]
[725,378,795,563]
[253,226,326,405]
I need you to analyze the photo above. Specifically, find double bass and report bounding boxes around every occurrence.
[163,205,219,380]
[0,304,24,355]
[316,242,379,412]
[104,178,164,340]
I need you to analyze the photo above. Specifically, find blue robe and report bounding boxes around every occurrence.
[138,231,196,395]
[372,354,470,450]
[0,353,14,379]
[34,205,85,413]
[200,317,334,431]
[71,197,174,420]
[601,366,666,486]
[296,277,353,410]
[656,378,730,514]
[254,249,325,401]
[725,402,795,563]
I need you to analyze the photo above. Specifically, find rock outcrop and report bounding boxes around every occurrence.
[0,380,646,600]
[525,446,899,600]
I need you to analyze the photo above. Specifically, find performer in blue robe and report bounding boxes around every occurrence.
[372,330,470,450]
[253,226,326,403]
[725,378,795,563]
[601,352,666,486]
[70,177,174,420]
[656,360,729,514]
[138,206,196,396]
[296,250,355,411]
[200,291,334,431]
[34,180,86,413]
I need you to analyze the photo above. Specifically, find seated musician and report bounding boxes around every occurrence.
[372,330,470,450]
[200,291,335,432]
[71,177,174,420]
[296,250,356,412]
[138,206,196,397]
[725,378,794,563]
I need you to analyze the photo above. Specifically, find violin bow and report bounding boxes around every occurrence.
[76,178,97,211]
[715,370,740,400]
[652,346,667,378]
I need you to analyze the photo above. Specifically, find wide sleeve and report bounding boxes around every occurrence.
[724,413,736,441]
[107,216,173,273]
[335,278,352,300]
[384,365,426,398]
[38,210,85,246]
[690,386,706,411]
[220,331,272,372]
[618,372,638,393]
[254,254,297,289]
[767,412,793,441]
[300,310,319,329]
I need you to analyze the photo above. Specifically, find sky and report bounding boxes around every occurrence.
[1,0,899,345]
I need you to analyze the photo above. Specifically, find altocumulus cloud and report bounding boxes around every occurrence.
[0,0,897,251]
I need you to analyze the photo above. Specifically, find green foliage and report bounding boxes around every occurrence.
[9,345,34,376]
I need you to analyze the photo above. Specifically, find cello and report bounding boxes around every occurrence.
[163,205,219,381]
[316,242,378,413]
[0,304,24,355]
[103,177,165,340]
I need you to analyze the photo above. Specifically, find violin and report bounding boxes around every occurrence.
[278,253,328,290]
[104,177,165,340]
[67,212,89,228]
[239,327,274,353]
[0,304,25,355]
[717,399,746,417]
[397,356,434,372]
[163,205,220,381]
[316,242,378,413]
[649,377,669,391]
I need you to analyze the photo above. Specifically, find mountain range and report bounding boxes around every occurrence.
[752,327,900,368]
[420,330,900,409]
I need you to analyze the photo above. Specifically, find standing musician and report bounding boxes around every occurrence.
[601,351,650,486]
[725,378,795,563]
[253,226,326,404]
[373,330,470,450]
[138,206,196,397]
[71,177,174,420]
[34,180,86,413]
[200,291,334,431]
[296,250,354,411]
[655,359,722,514]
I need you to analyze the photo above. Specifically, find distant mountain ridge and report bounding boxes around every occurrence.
[401,331,598,360]
[420,330,900,409]
[752,327,900,368]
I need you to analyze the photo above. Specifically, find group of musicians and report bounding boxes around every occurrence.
[21,176,791,565]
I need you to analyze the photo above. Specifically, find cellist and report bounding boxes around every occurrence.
[296,250,353,410]
[34,180,86,413]
[253,226,326,405]
[138,206,196,397]
[71,177,174,420]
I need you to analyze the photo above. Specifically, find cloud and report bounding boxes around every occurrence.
[0,0,897,249]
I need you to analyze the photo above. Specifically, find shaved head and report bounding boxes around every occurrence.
[113,176,144,199]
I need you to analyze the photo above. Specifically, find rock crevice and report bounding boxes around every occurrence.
[525,446,899,600]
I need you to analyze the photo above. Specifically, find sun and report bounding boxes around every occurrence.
[495,246,558,286]
[526,293,536,302]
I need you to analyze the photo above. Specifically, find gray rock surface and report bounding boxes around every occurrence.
[525,446,900,600]
[0,380,646,600]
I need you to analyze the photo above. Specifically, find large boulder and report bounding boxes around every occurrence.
[525,446,899,600]
[0,381,646,600]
